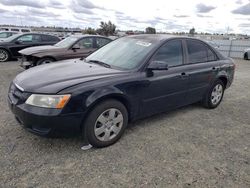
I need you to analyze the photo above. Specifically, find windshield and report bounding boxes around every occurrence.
[2,33,21,42]
[86,37,157,70]
[54,37,78,48]
[0,32,9,38]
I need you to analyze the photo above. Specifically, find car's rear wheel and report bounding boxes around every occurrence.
[83,99,128,148]
[36,57,54,66]
[0,49,9,62]
[202,80,225,109]
[244,53,248,60]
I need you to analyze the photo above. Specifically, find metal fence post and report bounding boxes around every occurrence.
[228,40,233,57]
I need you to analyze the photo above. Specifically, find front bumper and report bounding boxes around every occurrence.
[18,55,35,69]
[8,89,84,137]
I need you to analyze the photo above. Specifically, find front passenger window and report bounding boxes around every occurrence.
[151,40,183,67]
[76,38,93,49]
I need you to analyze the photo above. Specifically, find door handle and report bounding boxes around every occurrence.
[179,72,189,78]
[212,67,219,71]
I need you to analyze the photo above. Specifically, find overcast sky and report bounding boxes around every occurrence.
[0,0,250,34]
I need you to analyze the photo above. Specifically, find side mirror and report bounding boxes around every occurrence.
[72,45,80,51]
[147,61,169,70]
[15,40,21,44]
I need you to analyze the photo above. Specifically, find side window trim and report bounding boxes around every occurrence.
[149,39,185,68]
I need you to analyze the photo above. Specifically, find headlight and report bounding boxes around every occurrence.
[25,94,71,109]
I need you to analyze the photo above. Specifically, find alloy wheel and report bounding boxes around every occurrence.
[211,84,223,105]
[0,49,8,62]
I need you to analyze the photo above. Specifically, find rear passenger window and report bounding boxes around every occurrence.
[151,40,183,67]
[96,38,111,48]
[187,40,217,64]
[207,48,217,61]
[41,35,59,42]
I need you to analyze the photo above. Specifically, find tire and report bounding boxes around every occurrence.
[244,53,248,60]
[0,49,9,62]
[202,80,225,109]
[83,99,128,148]
[36,57,54,66]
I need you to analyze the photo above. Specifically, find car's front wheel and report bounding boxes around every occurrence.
[84,99,128,148]
[36,57,55,66]
[202,80,225,109]
[0,49,9,62]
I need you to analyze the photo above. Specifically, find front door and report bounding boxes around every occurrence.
[10,34,41,57]
[140,39,189,116]
[70,37,96,59]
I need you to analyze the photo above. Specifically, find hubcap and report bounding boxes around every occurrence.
[94,108,123,141]
[39,60,52,65]
[0,49,8,62]
[211,84,223,105]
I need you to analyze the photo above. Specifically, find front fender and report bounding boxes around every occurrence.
[85,86,124,107]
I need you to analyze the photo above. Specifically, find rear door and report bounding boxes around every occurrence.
[184,39,220,103]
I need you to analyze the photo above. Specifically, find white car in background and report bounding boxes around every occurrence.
[243,48,250,60]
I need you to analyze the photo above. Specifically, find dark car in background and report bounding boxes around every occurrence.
[0,33,60,62]
[8,35,235,148]
[19,35,112,69]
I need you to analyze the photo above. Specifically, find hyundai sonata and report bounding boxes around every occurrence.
[8,35,235,148]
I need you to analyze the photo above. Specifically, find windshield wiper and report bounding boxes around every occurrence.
[87,60,111,68]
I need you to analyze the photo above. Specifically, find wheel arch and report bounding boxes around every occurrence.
[217,76,228,88]
[85,93,132,121]
[38,56,57,61]
[244,52,249,60]
[0,47,11,56]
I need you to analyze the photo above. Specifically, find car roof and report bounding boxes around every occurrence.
[0,31,18,33]
[68,35,111,39]
[126,34,202,43]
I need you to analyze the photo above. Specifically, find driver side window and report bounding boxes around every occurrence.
[75,38,93,49]
[17,35,33,42]
[151,40,183,67]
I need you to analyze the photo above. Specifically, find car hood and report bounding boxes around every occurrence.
[14,59,125,93]
[19,45,62,55]
[0,41,9,45]
[0,38,7,42]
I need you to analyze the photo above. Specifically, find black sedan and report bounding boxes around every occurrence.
[8,35,235,148]
[0,33,60,62]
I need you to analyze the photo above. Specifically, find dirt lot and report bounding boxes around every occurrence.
[0,59,249,188]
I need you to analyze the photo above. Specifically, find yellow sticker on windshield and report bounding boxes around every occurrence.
[136,41,152,47]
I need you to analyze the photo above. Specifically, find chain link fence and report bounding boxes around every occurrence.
[213,40,250,59]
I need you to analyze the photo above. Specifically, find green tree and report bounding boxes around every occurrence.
[83,27,96,35]
[189,27,195,36]
[96,21,116,36]
[145,27,156,34]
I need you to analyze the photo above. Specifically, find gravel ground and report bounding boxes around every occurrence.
[0,60,249,188]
